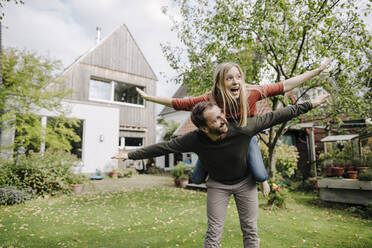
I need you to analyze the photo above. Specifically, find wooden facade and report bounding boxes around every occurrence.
[60,24,157,147]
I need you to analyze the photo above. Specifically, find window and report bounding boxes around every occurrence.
[89,78,144,106]
[119,137,143,149]
[89,79,111,101]
[114,82,144,105]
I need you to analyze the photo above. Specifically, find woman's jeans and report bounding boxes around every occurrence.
[191,136,268,184]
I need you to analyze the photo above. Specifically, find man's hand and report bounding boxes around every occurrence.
[111,151,129,160]
[261,181,270,197]
[311,93,330,107]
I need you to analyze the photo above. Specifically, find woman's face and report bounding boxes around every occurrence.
[224,66,242,99]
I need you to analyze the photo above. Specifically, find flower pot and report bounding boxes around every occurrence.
[179,178,189,188]
[332,167,344,177]
[109,171,119,179]
[325,167,334,177]
[345,166,355,172]
[71,184,84,194]
[174,178,180,187]
[356,167,368,173]
[347,171,358,179]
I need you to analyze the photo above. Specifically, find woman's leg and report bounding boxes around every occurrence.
[191,159,208,184]
[247,136,268,182]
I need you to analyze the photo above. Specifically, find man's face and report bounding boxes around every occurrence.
[202,105,228,135]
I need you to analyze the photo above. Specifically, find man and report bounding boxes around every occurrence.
[113,94,329,248]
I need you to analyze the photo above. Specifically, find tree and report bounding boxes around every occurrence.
[162,0,372,178]
[0,47,80,154]
[157,118,180,141]
[0,0,24,20]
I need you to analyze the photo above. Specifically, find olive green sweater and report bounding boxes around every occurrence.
[129,102,313,185]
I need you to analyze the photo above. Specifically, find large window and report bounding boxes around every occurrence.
[89,79,111,101]
[89,78,144,106]
[119,137,143,149]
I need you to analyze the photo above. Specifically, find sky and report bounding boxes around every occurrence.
[2,0,181,114]
[3,0,371,115]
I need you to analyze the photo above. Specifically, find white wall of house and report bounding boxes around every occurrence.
[37,100,120,173]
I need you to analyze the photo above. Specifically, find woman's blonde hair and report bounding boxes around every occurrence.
[211,62,248,127]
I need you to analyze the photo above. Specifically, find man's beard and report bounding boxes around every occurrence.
[207,125,225,136]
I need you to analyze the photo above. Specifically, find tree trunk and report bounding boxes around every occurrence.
[268,145,276,181]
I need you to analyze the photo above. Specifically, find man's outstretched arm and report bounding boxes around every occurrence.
[246,94,329,135]
[112,132,196,160]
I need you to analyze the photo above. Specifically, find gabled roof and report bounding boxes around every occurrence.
[63,24,157,81]
[174,117,197,136]
[159,84,188,116]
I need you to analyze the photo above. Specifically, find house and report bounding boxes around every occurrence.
[155,85,191,170]
[47,24,158,173]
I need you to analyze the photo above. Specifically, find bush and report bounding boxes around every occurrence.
[294,177,319,192]
[267,183,287,209]
[260,143,299,178]
[118,168,137,178]
[358,170,372,181]
[0,186,34,205]
[0,149,81,195]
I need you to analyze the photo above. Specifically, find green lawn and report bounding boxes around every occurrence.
[0,186,371,248]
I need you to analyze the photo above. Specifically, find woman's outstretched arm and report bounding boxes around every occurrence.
[136,87,173,107]
[282,58,332,92]
[136,87,210,111]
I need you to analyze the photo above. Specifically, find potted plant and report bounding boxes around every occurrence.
[355,158,368,174]
[344,160,354,172]
[179,174,189,188]
[332,158,344,177]
[109,170,119,179]
[347,170,358,179]
[69,173,86,194]
[322,159,334,177]
[171,162,192,188]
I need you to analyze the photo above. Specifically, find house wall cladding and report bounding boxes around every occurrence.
[81,25,156,80]
[60,24,157,146]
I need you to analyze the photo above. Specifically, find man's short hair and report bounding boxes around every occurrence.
[191,102,217,128]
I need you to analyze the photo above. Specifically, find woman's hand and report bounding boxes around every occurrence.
[317,58,333,75]
[261,181,270,197]
[136,87,149,100]
[135,87,173,107]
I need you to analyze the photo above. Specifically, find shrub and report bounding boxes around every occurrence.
[0,186,34,205]
[267,183,287,209]
[260,143,299,178]
[0,149,81,195]
[358,170,372,181]
[294,177,319,192]
[118,168,137,178]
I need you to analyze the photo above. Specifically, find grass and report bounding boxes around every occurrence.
[0,186,371,248]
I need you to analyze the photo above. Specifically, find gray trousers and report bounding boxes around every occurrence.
[204,176,259,248]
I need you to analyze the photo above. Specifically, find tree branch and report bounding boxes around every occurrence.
[290,26,308,77]
[272,121,288,146]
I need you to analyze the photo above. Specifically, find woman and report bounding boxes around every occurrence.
[137,59,331,196]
